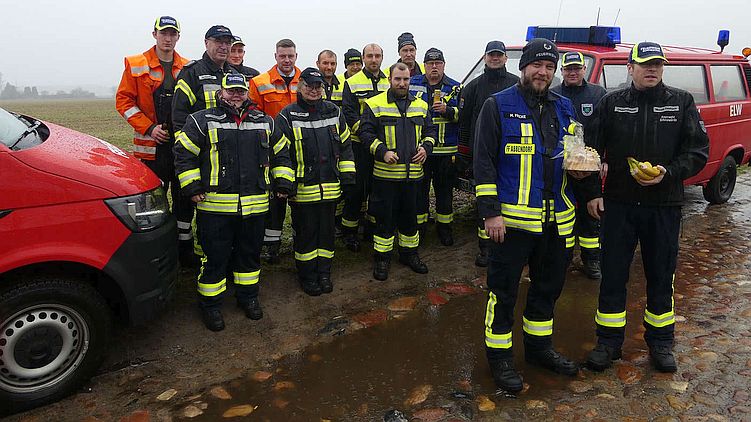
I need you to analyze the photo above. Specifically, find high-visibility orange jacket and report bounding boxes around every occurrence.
[248,66,301,118]
[115,46,188,160]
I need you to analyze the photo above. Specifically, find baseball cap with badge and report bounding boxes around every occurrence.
[485,41,506,54]
[232,36,245,47]
[344,48,362,65]
[205,25,233,40]
[629,42,668,63]
[423,48,445,63]
[561,51,585,67]
[222,73,248,91]
[519,38,559,70]
[154,16,180,32]
[300,67,325,85]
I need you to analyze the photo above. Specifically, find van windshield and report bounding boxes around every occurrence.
[0,107,46,150]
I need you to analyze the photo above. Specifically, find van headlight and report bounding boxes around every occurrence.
[105,187,170,232]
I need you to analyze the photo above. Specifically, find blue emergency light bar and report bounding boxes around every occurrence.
[526,26,621,47]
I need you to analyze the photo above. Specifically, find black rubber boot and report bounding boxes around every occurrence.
[649,345,678,373]
[525,348,579,376]
[582,259,602,280]
[488,359,523,393]
[398,252,428,274]
[239,297,263,320]
[201,308,225,332]
[373,255,390,281]
[319,275,333,294]
[343,231,361,252]
[300,278,323,296]
[586,343,622,372]
[437,223,454,246]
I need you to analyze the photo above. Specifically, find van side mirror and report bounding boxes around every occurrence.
[717,30,730,52]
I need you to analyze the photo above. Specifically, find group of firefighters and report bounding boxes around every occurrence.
[116,16,709,392]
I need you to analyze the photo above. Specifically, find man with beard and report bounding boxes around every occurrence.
[174,73,294,331]
[459,41,520,267]
[359,63,436,281]
[473,38,583,392]
[316,50,344,106]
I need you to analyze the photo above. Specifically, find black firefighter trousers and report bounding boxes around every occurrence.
[484,226,572,362]
[417,154,456,229]
[291,201,336,285]
[341,142,374,235]
[196,211,264,310]
[369,179,419,258]
[595,200,680,349]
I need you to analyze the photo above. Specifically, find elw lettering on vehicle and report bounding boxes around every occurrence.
[730,103,743,117]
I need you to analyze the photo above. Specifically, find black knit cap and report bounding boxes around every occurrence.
[423,48,445,63]
[518,38,559,70]
[344,48,362,65]
[398,32,416,51]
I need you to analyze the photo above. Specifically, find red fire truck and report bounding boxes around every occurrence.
[458,26,751,204]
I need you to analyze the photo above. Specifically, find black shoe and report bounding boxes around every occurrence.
[264,242,281,264]
[586,343,622,372]
[239,298,263,320]
[201,308,225,331]
[475,249,489,267]
[343,233,361,252]
[583,260,602,280]
[373,257,390,281]
[398,253,428,274]
[301,279,323,296]
[649,345,677,373]
[437,225,454,246]
[525,348,579,376]
[319,275,333,294]
[488,359,523,393]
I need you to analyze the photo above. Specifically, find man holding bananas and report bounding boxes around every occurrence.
[582,42,709,373]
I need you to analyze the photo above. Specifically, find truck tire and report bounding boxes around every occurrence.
[702,155,737,204]
[0,278,111,414]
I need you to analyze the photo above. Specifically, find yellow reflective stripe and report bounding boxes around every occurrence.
[373,235,394,253]
[338,160,355,173]
[292,183,342,203]
[398,231,419,248]
[292,127,305,177]
[340,125,351,141]
[578,236,600,249]
[197,202,239,213]
[178,168,201,188]
[197,278,226,297]
[295,250,318,261]
[384,126,396,149]
[560,167,575,209]
[372,162,423,179]
[644,309,675,328]
[318,249,335,259]
[274,135,289,155]
[522,317,553,336]
[503,216,543,233]
[177,132,201,156]
[566,236,575,248]
[517,123,534,206]
[233,270,260,285]
[595,310,627,328]
[352,120,360,134]
[272,166,295,182]
[176,79,197,105]
[500,203,543,219]
[205,192,240,201]
[370,139,384,155]
[365,213,376,223]
[203,84,220,108]
[478,228,490,240]
[342,218,358,228]
[435,213,453,224]
[475,183,497,197]
[484,292,512,349]
[208,128,219,186]
[422,137,435,147]
[417,213,428,224]
[432,146,458,154]
[555,206,576,223]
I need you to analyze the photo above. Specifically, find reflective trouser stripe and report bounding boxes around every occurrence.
[177,221,192,230]
[478,227,490,240]
[595,310,627,328]
[233,271,260,286]
[522,316,553,336]
[374,235,394,253]
[342,217,359,228]
[417,213,428,224]
[565,236,575,248]
[644,309,675,328]
[398,232,419,249]
[197,278,226,297]
[578,236,600,249]
[435,213,453,224]
[264,229,282,242]
[294,249,335,261]
[485,292,512,349]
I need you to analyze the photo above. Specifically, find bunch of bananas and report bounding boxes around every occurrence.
[627,157,663,182]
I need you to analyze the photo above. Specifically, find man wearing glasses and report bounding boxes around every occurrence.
[551,51,607,280]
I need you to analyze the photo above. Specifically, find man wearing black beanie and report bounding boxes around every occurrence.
[473,38,585,392]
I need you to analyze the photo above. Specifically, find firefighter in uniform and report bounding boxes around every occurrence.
[249,38,301,263]
[385,32,426,77]
[316,50,344,107]
[583,42,709,373]
[551,51,607,279]
[171,24,235,265]
[340,43,389,252]
[174,73,294,331]
[360,63,436,281]
[229,36,260,79]
[459,41,520,267]
[116,16,190,263]
[342,49,363,79]
[276,68,355,296]
[474,39,581,392]
[409,48,461,246]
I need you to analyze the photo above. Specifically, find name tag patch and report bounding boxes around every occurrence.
[614,106,639,113]
[653,106,680,113]
[198,74,217,80]
[505,143,535,155]
[504,112,528,119]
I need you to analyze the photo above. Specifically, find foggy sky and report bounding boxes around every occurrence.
[1,0,749,91]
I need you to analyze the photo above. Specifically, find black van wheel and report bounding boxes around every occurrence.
[0,278,111,414]
[703,155,737,204]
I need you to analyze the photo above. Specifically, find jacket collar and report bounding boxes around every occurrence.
[267,65,302,84]
[386,88,415,103]
[627,81,670,102]
[145,46,187,70]
[201,51,230,73]
[363,68,387,80]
